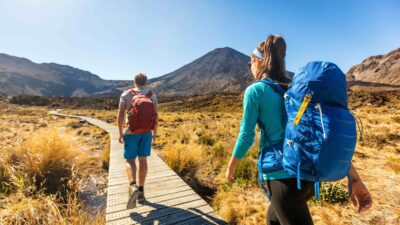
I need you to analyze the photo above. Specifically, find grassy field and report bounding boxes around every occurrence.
[1,90,399,224]
[0,101,109,224]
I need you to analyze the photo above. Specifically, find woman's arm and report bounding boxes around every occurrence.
[232,87,259,159]
[349,163,373,213]
[226,87,259,182]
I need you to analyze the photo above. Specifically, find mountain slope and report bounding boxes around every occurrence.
[0,53,119,97]
[147,47,254,96]
[0,48,292,97]
[346,48,400,85]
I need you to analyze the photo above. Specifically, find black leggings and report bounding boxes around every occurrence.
[266,178,315,225]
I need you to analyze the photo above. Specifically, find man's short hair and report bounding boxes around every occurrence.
[134,73,147,86]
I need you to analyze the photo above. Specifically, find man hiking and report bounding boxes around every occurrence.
[117,72,158,209]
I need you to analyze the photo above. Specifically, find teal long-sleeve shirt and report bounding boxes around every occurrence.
[233,81,293,180]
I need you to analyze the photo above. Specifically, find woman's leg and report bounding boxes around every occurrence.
[267,204,280,225]
[267,178,314,225]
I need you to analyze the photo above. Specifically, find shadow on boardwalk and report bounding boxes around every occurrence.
[129,200,228,225]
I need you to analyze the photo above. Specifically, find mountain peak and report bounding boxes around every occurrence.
[147,47,253,96]
[207,47,247,57]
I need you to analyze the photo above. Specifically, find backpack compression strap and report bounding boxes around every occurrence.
[293,93,312,125]
[257,118,271,201]
[146,91,153,98]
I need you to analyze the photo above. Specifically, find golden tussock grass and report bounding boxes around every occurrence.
[0,193,64,225]
[163,143,203,175]
[0,155,18,194]
[0,179,105,225]
[387,157,400,174]
[0,104,108,224]
[213,186,267,225]
[99,134,110,170]
[16,128,82,195]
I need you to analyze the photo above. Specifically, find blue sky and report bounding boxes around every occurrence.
[0,0,399,80]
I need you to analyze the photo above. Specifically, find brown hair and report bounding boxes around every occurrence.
[134,73,147,86]
[253,35,290,89]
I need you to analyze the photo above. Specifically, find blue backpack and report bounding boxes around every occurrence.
[257,61,358,200]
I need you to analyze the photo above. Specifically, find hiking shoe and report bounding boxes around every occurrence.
[127,184,140,209]
[137,191,145,204]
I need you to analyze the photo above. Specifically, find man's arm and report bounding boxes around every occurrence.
[117,104,126,143]
[152,96,159,142]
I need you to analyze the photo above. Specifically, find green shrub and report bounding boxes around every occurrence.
[179,132,191,144]
[235,157,257,183]
[313,182,349,205]
[220,178,248,192]
[197,130,215,146]
[211,142,226,158]
[173,117,184,123]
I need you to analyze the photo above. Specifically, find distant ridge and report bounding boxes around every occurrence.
[0,53,120,97]
[4,47,398,97]
[347,48,400,85]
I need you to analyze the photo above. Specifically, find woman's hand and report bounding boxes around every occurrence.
[350,180,373,213]
[349,163,372,213]
[225,166,236,183]
[226,156,240,183]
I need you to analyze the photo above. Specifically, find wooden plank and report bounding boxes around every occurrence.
[176,211,228,225]
[107,199,207,225]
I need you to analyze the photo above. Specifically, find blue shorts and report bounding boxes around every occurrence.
[123,132,152,160]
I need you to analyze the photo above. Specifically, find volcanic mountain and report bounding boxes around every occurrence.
[146,47,255,96]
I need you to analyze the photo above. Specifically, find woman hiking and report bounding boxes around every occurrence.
[226,35,372,225]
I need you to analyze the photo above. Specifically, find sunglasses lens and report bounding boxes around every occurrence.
[248,62,251,69]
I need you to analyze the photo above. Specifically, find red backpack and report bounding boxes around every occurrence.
[127,89,156,133]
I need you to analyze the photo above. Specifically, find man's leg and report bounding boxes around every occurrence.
[136,132,152,203]
[126,159,137,185]
[124,134,140,209]
[126,159,140,209]
[138,157,148,187]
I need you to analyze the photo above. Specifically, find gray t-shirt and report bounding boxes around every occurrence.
[119,87,158,133]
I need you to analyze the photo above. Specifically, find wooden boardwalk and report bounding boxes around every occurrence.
[50,111,227,225]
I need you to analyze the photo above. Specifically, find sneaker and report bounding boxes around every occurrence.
[137,190,145,204]
[127,184,140,209]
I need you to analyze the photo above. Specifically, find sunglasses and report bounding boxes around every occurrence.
[248,57,260,69]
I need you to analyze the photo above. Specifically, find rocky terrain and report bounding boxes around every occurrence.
[347,48,400,85]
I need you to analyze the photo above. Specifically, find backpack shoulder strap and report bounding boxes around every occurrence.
[256,79,286,134]
[129,89,137,96]
[146,91,153,98]
[257,79,285,96]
